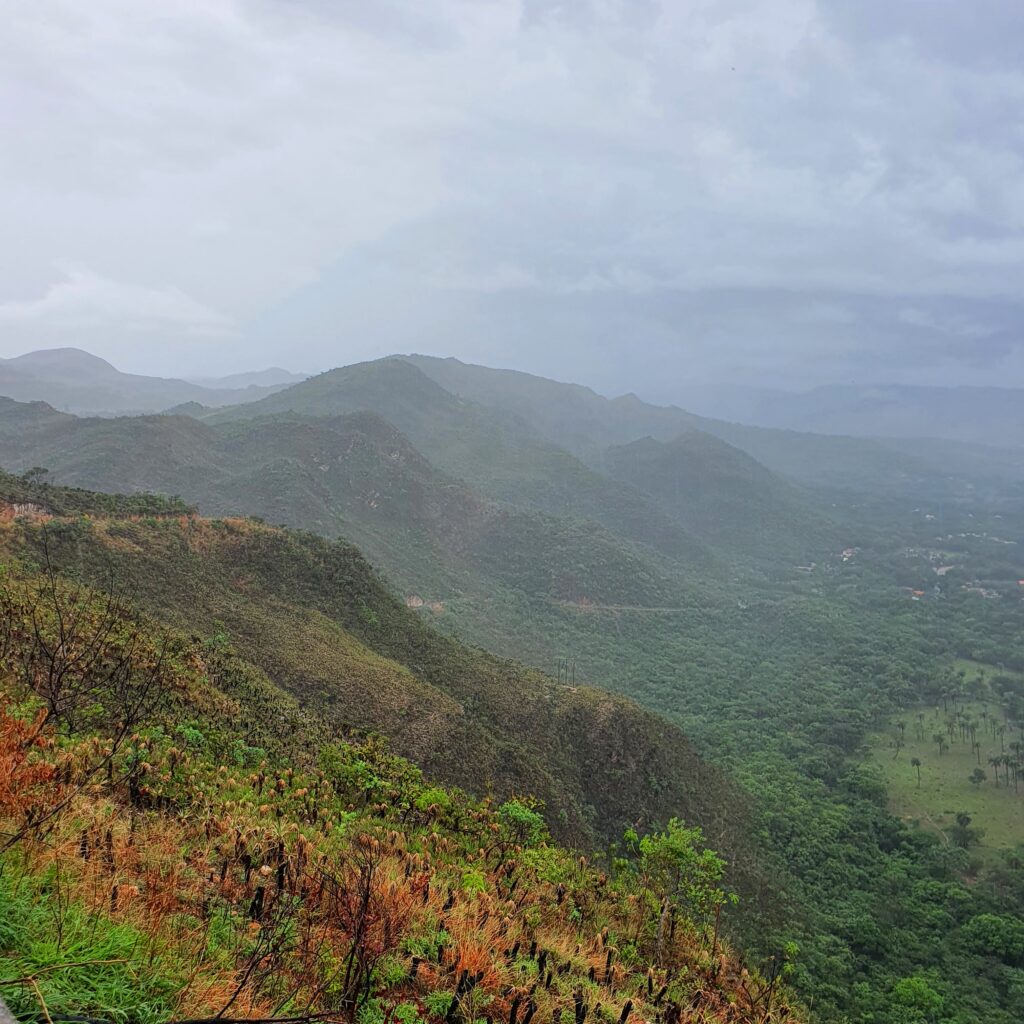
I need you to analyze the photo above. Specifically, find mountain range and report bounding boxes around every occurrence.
[0,346,306,414]
[402,354,1024,495]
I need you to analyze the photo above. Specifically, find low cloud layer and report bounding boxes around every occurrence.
[3,0,1023,392]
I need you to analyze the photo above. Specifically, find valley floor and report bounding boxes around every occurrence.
[869,681,1024,854]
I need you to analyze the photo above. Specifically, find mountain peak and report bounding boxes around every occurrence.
[6,346,118,374]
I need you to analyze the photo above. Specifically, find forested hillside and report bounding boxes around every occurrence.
[0,504,797,1024]
[0,474,749,864]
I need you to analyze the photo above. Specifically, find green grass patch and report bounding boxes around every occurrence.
[869,700,1024,853]
[954,658,1024,683]
[0,866,180,1024]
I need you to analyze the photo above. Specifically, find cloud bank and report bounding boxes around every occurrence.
[2,0,1023,392]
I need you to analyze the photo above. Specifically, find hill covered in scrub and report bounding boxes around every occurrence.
[0,473,752,873]
[0,548,800,1024]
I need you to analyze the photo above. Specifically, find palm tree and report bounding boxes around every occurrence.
[989,754,1002,785]
[911,757,922,788]
[1003,755,1015,790]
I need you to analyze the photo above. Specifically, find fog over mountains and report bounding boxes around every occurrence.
[673,381,1024,450]
[2,346,1022,455]
[0,347,305,414]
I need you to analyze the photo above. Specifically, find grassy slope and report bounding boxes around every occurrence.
[0,572,800,1024]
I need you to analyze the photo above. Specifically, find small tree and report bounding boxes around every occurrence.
[969,768,987,787]
[951,811,982,849]
[891,975,943,1024]
[626,818,731,965]
[911,757,922,788]
[498,798,547,847]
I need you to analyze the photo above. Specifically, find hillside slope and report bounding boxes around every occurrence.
[0,400,690,608]
[0,560,799,1024]
[0,472,752,872]
[603,434,836,558]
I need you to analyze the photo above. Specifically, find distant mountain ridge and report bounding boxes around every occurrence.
[185,366,308,389]
[207,357,834,561]
[672,381,1024,450]
[402,354,1024,494]
[0,346,296,414]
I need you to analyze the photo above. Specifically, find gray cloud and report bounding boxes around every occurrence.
[1,0,1022,392]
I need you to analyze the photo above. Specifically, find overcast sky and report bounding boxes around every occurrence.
[3,0,1024,397]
